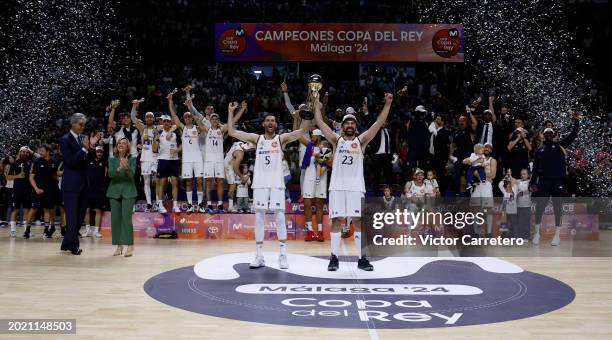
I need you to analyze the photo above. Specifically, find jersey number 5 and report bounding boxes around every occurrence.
[265,155,271,165]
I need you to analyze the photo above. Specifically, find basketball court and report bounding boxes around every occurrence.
[2,226,612,339]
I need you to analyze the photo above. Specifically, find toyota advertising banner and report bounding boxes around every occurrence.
[214,23,464,62]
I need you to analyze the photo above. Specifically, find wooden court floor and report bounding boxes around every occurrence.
[1,226,611,340]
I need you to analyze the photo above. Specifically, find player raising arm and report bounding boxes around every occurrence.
[186,98,246,213]
[227,101,309,270]
[314,91,393,272]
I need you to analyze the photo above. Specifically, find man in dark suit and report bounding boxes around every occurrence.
[429,114,452,195]
[367,120,394,191]
[60,113,100,255]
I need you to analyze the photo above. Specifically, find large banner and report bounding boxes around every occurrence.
[214,23,464,62]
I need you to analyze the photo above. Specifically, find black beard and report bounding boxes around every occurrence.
[344,128,355,136]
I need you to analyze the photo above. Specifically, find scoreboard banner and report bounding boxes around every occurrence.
[214,23,464,62]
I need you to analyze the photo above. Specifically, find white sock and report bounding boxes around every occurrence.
[143,175,152,204]
[86,224,90,231]
[330,232,341,256]
[275,210,287,240]
[534,223,541,235]
[255,210,265,243]
[10,221,16,232]
[554,226,560,236]
[306,221,313,231]
[354,232,362,258]
[255,210,265,257]
[317,223,323,232]
[187,191,193,205]
[173,200,179,207]
[94,226,99,233]
[228,199,233,210]
[157,199,163,206]
[207,201,212,207]
[197,192,203,205]
[279,241,287,256]
[217,200,223,206]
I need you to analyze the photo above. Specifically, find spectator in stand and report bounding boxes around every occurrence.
[451,112,475,194]
[404,105,431,172]
[507,118,532,178]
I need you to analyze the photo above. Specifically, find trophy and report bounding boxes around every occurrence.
[299,74,323,120]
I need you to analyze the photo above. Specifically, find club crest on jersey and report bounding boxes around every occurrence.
[192,130,197,135]
[351,143,358,149]
[272,141,279,148]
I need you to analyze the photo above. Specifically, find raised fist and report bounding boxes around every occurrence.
[280,81,288,92]
[228,102,238,112]
[384,93,393,103]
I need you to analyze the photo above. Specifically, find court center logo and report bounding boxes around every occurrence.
[144,253,574,329]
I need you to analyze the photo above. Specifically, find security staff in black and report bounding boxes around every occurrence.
[30,145,59,238]
[530,112,580,246]
[9,148,34,238]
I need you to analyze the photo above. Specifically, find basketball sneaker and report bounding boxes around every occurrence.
[144,204,153,212]
[305,230,316,242]
[532,233,540,245]
[358,256,374,271]
[327,254,339,271]
[551,229,560,246]
[158,202,167,214]
[198,203,206,213]
[186,204,194,213]
[279,254,289,269]
[249,255,265,269]
[217,204,225,214]
[317,230,324,242]
[172,204,181,213]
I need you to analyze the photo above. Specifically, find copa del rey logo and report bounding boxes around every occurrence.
[144,253,575,329]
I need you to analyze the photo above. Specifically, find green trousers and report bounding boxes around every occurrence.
[110,197,136,245]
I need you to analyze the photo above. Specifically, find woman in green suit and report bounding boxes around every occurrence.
[107,138,138,257]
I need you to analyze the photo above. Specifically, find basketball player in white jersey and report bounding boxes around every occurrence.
[297,128,330,242]
[187,101,247,213]
[168,93,208,213]
[314,92,393,271]
[227,101,309,270]
[224,141,253,212]
[153,115,182,214]
[130,100,158,212]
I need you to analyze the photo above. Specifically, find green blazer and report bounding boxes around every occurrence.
[106,156,137,199]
